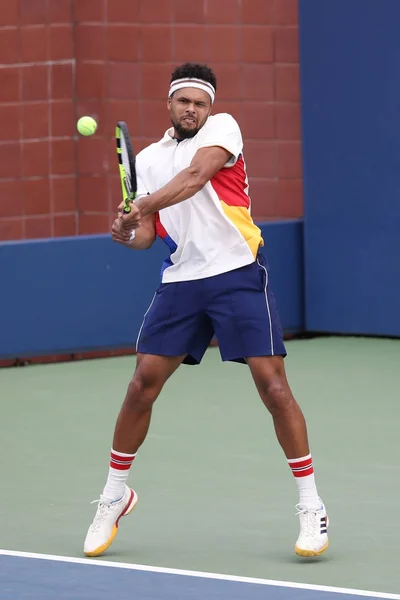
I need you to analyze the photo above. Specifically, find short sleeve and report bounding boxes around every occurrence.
[197,113,243,167]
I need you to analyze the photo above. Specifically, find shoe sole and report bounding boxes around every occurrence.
[295,539,329,557]
[84,489,138,558]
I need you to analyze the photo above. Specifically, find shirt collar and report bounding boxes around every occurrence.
[160,127,176,143]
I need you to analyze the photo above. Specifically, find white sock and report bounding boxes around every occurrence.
[102,449,136,503]
[288,453,321,509]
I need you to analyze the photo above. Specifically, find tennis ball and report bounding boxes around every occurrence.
[77,116,97,136]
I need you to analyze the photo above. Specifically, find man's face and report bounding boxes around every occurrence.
[168,87,212,139]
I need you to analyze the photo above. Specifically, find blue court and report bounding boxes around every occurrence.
[1,552,399,600]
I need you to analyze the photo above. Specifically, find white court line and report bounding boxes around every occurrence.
[0,549,399,599]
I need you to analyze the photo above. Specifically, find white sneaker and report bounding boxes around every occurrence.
[295,499,329,557]
[84,485,138,557]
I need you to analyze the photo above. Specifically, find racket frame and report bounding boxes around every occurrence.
[116,121,137,214]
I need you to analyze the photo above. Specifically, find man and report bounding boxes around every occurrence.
[84,63,328,558]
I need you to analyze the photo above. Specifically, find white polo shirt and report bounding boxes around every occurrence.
[135,113,264,283]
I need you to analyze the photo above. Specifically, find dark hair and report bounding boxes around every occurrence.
[170,62,217,91]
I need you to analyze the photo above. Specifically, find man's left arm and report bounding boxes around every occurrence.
[121,146,231,227]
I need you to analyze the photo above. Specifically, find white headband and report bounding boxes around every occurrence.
[169,77,216,104]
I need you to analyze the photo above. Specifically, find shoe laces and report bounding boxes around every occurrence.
[89,499,113,533]
[295,504,321,537]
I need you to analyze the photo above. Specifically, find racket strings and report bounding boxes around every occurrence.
[121,135,133,196]
[116,122,137,211]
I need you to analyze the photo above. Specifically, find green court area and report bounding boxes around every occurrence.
[1,337,399,595]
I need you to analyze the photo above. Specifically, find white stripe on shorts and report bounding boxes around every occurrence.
[136,292,157,350]
[256,259,274,356]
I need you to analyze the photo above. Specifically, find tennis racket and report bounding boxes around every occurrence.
[115,121,137,214]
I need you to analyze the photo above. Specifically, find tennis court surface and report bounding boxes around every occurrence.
[1,337,400,599]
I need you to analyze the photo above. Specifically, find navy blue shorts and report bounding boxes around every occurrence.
[137,254,286,365]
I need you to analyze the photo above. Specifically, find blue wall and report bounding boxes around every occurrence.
[299,0,400,336]
[0,221,303,359]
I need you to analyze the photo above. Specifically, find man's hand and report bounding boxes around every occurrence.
[119,202,141,230]
[111,217,132,245]
[111,201,153,248]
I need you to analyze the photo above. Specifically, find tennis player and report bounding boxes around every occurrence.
[84,63,329,558]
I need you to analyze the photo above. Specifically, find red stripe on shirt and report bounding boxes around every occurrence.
[210,156,250,208]
[155,212,168,239]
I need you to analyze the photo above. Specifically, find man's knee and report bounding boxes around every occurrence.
[248,356,294,415]
[125,364,164,410]
[262,378,294,414]
[254,374,290,412]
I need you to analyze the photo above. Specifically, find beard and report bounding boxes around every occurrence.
[171,117,200,140]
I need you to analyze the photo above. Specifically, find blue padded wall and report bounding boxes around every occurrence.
[0,221,303,359]
[299,0,400,336]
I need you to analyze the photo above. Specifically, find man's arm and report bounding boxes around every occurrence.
[111,205,156,249]
[122,146,232,226]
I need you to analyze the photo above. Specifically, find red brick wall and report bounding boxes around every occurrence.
[0,0,301,241]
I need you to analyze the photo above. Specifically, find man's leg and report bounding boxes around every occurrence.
[206,258,328,557]
[246,354,328,557]
[84,353,185,557]
[246,355,310,459]
[112,353,186,455]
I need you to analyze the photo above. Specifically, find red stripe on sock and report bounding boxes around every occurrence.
[110,452,134,462]
[110,451,135,470]
[110,461,132,470]
[288,457,312,470]
[288,456,314,478]
[291,465,314,477]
